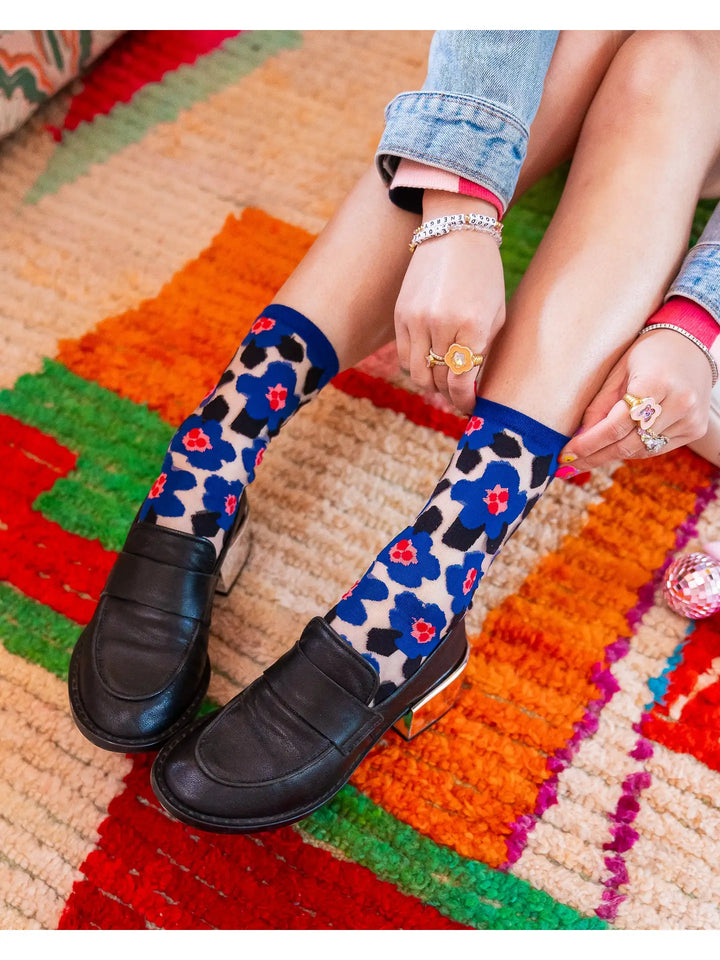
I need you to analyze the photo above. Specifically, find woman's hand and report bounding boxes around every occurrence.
[394,191,506,416]
[558,327,714,472]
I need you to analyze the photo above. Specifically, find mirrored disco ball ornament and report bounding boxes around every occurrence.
[663,553,720,619]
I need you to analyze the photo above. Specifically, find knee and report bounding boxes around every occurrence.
[609,31,714,116]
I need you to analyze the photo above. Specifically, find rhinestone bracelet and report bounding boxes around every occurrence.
[409,213,503,253]
[638,323,719,386]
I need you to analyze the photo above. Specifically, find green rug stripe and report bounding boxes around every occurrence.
[25,31,302,204]
[0,582,80,681]
[0,359,172,552]
[301,786,606,930]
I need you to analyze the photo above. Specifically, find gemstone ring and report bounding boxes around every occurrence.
[426,342,484,375]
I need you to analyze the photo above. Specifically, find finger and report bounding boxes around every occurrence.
[409,333,435,393]
[445,326,488,415]
[573,396,683,471]
[579,422,686,469]
[566,397,637,463]
[431,358,450,404]
[395,323,411,375]
[430,328,460,409]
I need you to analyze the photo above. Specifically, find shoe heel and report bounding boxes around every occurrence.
[216,509,252,596]
[392,640,470,741]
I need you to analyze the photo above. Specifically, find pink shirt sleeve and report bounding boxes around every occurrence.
[390,159,504,220]
[646,297,720,362]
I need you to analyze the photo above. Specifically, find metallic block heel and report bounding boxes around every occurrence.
[392,639,470,741]
[216,504,252,595]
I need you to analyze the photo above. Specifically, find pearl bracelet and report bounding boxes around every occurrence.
[409,213,503,253]
[638,322,719,386]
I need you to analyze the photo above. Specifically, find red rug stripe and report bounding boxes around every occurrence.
[62,30,242,132]
[0,414,115,623]
[333,369,466,440]
[59,755,465,930]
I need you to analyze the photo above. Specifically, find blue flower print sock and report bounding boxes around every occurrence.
[326,398,569,701]
[139,304,338,556]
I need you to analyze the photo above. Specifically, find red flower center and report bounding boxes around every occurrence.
[389,538,418,565]
[225,494,238,516]
[483,484,509,515]
[251,316,275,335]
[149,473,167,498]
[255,446,265,468]
[463,568,478,594]
[182,427,213,452]
[411,619,436,644]
[466,416,485,434]
[266,384,288,411]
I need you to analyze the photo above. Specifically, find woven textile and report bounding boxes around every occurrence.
[1,29,720,931]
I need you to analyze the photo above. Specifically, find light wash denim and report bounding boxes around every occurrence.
[376,29,720,323]
[666,204,720,322]
[376,30,558,212]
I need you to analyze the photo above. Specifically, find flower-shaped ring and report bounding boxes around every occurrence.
[426,342,484,375]
[623,393,662,429]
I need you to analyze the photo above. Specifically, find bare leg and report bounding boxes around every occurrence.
[480,31,720,435]
[273,31,634,372]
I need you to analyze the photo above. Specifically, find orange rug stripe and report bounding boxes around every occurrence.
[57,210,314,425]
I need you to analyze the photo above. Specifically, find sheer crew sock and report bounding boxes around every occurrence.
[139,304,338,556]
[326,398,569,701]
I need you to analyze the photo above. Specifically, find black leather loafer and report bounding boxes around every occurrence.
[69,493,251,753]
[150,615,469,833]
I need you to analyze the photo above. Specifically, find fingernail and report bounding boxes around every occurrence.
[555,464,580,479]
[559,453,577,464]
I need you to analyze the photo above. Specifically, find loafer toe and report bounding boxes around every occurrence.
[69,495,250,752]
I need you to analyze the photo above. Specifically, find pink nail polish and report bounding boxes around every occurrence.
[555,464,580,480]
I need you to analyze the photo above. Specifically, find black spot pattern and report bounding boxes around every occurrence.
[303,365,323,395]
[484,520,510,555]
[201,396,230,423]
[239,341,267,369]
[530,453,554,488]
[367,627,404,656]
[490,432,522,458]
[191,511,221,539]
[431,478,452,500]
[375,681,398,702]
[413,505,443,536]
[456,446,482,474]
[230,409,267,439]
[277,335,305,363]
[442,517,484,551]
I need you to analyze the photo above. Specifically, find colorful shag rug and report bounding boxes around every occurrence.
[2,30,720,931]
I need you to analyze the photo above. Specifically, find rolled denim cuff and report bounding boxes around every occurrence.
[665,243,720,323]
[376,91,530,215]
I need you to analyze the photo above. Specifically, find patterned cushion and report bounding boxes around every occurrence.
[0,30,123,139]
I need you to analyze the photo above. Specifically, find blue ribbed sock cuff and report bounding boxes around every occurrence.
[472,396,570,457]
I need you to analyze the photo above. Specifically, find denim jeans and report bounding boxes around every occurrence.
[375,30,720,323]
[376,30,558,213]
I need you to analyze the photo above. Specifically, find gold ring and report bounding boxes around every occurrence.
[425,342,484,375]
[623,393,662,429]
